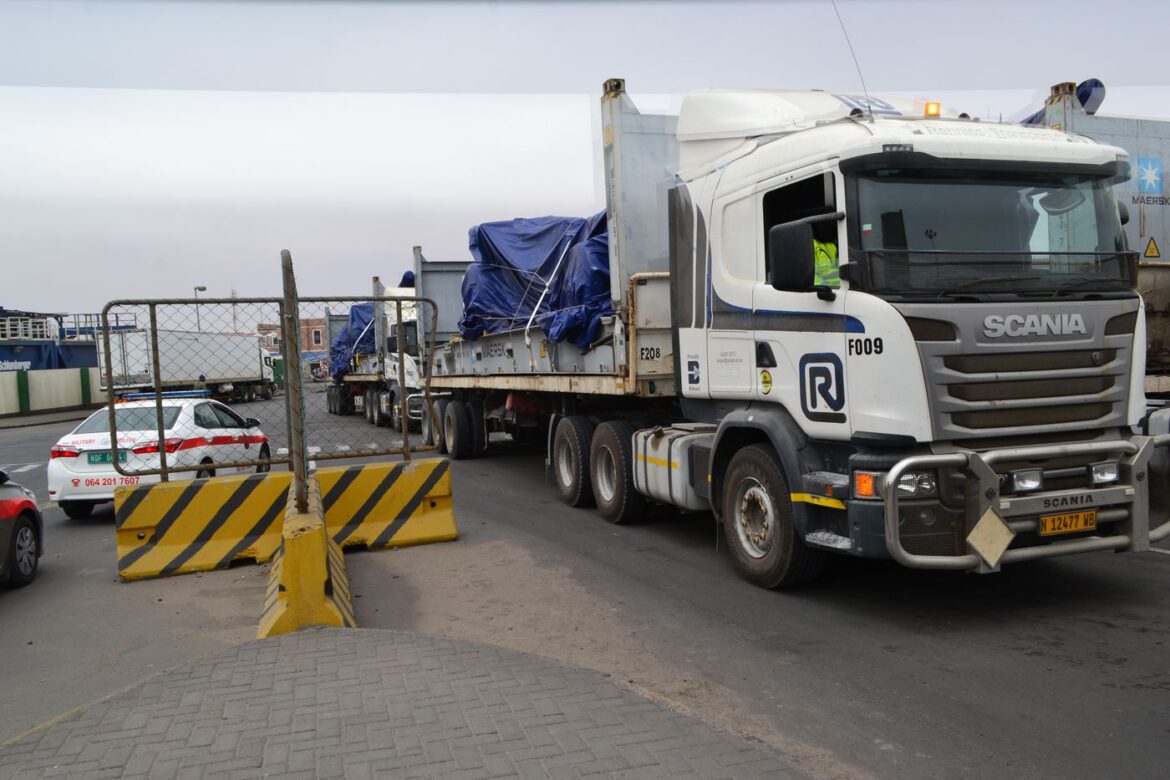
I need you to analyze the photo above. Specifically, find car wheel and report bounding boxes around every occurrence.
[721,444,826,589]
[590,420,647,524]
[256,444,271,474]
[196,459,216,479]
[553,416,595,507]
[60,500,95,520]
[6,515,38,587]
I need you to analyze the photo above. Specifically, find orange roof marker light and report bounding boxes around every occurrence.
[924,101,942,118]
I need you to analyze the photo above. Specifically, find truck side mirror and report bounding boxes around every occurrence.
[1118,201,1130,226]
[768,222,815,291]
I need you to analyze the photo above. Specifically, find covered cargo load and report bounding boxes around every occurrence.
[457,212,613,350]
[329,302,375,381]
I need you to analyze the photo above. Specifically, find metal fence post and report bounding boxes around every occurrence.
[148,303,171,482]
[281,250,309,514]
[395,300,412,462]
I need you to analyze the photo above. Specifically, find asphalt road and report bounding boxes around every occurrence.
[2,402,1168,778]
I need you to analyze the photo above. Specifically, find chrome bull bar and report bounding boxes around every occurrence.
[881,434,1170,571]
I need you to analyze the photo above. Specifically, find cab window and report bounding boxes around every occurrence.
[763,172,836,275]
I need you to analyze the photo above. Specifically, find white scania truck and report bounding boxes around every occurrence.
[420,79,1170,587]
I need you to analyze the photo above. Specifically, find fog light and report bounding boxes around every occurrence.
[1010,468,1043,493]
[1088,461,1120,485]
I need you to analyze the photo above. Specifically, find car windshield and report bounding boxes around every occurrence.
[854,169,1133,297]
[74,406,182,434]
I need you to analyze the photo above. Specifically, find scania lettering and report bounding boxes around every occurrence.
[416,79,1170,588]
[982,313,1088,338]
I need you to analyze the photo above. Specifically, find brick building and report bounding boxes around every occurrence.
[256,317,326,352]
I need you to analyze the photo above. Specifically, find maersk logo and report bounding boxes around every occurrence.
[983,313,1087,338]
[1138,157,1162,194]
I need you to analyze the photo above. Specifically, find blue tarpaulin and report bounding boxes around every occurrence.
[458,212,612,350]
[329,302,375,381]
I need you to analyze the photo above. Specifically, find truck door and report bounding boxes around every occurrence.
[751,168,852,437]
[705,176,756,398]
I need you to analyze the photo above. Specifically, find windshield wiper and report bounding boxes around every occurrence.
[935,276,1049,296]
[1054,277,1130,294]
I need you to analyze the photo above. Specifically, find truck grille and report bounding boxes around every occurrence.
[897,300,1139,441]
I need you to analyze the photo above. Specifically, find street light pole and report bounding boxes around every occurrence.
[193,285,207,332]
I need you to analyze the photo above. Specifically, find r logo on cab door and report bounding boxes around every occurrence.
[799,353,846,423]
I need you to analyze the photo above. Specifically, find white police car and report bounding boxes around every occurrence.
[47,394,270,519]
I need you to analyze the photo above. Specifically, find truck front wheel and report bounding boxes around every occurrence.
[553,416,595,508]
[590,420,646,524]
[721,444,825,588]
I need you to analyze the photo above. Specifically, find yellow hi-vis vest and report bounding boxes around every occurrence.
[814,239,840,287]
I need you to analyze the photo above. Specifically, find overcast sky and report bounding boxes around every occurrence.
[3,0,1169,314]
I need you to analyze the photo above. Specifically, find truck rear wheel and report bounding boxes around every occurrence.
[553,416,595,508]
[590,420,646,524]
[444,400,473,460]
[433,399,449,454]
[374,390,391,427]
[721,444,825,588]
[365,388,376,424]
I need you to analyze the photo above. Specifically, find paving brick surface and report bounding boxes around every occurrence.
[0,629,805,779]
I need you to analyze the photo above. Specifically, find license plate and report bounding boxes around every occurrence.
[87,450,127,465]
[1038,510,1097,536]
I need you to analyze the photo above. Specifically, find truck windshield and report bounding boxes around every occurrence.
[854,169,1134,297]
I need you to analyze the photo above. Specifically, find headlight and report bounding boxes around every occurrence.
[1088,461,1120,485]
[854,470,937,499]
[1010,468,1043,493]
[896,471,938,498]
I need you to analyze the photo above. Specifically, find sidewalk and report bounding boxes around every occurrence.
[0,628,806,779]
[0,408,95,430]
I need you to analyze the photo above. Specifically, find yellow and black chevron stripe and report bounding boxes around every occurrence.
[115,472,291,581]
[318,459,457,550]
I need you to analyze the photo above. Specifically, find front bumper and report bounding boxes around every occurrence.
[875,434,1170,571]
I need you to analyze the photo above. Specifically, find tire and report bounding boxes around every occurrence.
[255,444,271,474]
[60,500,94,520]
[373,390,389,428]
[467,397,486,455]
[365,388,376,424]
[444,400,473,460]
[327,386,337,415]
[421,399,435,445]
[590,420,647,524]
[391,389,404,433]
[721,444,826,588]
[434,399,450,454]
[196,459,216,479]
[553,416,595,507]
[5,515,38,587]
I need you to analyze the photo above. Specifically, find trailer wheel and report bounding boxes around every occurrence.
[444,400,474,460]
[326,386,336,414]
[467,397,487,454]
[721,444,826,588]
[553,416,595,507]
[590,420,646,524]
[433,399,449,454]
[421,399,435,445]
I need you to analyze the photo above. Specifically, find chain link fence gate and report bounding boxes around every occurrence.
[99,267,442,488]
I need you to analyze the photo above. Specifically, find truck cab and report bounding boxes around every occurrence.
[672,89,1168,580]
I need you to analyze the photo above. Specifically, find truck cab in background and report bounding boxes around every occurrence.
[425,80,1170,588]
